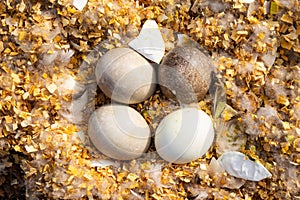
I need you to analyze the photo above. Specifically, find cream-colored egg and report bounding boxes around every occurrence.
[95,47,156,104]
[88,105,151,160]
[155,108,214,164]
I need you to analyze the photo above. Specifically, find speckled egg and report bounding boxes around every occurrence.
[155,107,214,164]
[96,47,156,104]
[88,105,151,160]
[158,46,213,104]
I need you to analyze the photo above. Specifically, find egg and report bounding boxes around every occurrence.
[88,105,151,160]
[158,46,213,104]
[95,47,156,104]
[155,107,214,164]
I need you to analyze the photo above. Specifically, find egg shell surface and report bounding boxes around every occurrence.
[155,107,214,164]
[88,105,151,160]
[158,46,213,104]
[95,47,156,104]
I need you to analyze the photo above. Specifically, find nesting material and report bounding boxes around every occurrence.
[155,108,215,164]
[129,20,165,64]
[158,46,213,104]
[95,47,156,104]
[88,105,151,160]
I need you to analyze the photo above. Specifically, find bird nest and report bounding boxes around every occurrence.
[0,0,299,199]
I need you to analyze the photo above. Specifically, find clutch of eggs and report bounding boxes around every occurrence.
[155,107,215,164]
[91,33,215,162]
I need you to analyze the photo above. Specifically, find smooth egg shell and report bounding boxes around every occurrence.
[95,47,156,104]
[155,108,214,164]
[88,105,151,160]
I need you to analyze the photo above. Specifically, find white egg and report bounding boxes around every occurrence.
[95,47,156,104]
[155,108,214,164]
[88,105,151,160]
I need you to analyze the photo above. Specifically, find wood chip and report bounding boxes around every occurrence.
[46,83,57,94]
[281,14,293,24]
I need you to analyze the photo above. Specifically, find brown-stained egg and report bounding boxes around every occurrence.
[158,46,213,104]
